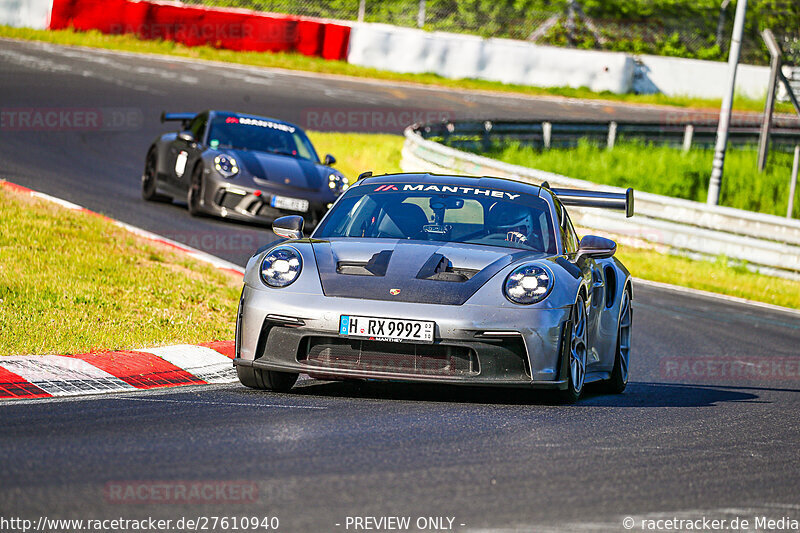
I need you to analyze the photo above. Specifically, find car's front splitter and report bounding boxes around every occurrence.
[237,284,572,388]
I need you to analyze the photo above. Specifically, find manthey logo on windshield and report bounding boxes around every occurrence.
[224,116,296,133]
[373,183,521,200]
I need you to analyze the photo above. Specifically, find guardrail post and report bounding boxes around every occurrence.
[607,121,617,150]
[682,124,694,152]
[542,122,552,150]
[482,121,493,152]
[789,145,799,218]
[758,30,782,172]
[442,121,454,144]
[358,0,365,22]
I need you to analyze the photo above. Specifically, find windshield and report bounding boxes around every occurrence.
[207,114,319,162]
[314,183,557,253]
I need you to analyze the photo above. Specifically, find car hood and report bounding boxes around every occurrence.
[311,239,544,305]
[222,148,324,191]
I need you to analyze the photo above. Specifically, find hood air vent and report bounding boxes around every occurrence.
[416,253,478,283]
[337,250,393,277]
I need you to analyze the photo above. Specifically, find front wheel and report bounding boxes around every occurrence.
[557,293,588,403]
[237,366,298,392]
[602,288,632,394]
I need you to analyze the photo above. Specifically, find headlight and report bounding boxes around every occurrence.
[504,264,552,305]
[260,247,302,288]
[328,173,348,191]
[214,155,239,178]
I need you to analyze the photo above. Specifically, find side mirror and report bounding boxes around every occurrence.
[574,235,616,262]
[272,215,304,240]
[324,154,336,166]
[178,131,195,143]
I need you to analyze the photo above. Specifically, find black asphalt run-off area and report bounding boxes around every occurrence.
[1,39,799,532]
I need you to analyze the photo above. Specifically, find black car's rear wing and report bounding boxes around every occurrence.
[550,187,634,218]
[160,112,196,127]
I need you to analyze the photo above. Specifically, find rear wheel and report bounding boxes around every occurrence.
[187,164,203,216]
[141,150,171,202]
[602,288,632,394]
[558,293,588,403]
[237,366,298,392]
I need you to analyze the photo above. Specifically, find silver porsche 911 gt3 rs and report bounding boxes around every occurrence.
[234,173,634,402]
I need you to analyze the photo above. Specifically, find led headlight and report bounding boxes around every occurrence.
[214,155,239,178]
[260,247,302,288]
[504,264,552,305]
[328,173,349,191]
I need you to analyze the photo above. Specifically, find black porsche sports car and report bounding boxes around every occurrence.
[142,110,348,227]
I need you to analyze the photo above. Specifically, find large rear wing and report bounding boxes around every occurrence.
[551,187,634,218]
[160,112,196,127]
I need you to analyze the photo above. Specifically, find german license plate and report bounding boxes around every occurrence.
[339,315,435,344]
[271,195,309,213]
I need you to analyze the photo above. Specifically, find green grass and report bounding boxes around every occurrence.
[468,140,800,218]
[616,247,800,310]
[1,25,794,114]
[0,185,242,356]
[307,131,404,181]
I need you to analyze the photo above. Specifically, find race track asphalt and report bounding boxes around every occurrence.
[1,38,799,532]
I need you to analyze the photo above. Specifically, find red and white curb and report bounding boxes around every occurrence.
[1,179,245,400]
[0,342,237,400]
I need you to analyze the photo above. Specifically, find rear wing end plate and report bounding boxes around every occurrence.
[550,187,634,218]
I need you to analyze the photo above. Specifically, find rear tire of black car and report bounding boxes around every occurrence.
[601,288,632,394]
[187,163,203,216]
[557,293,588,404]
[142,149,171,202]
[237,366,298,392]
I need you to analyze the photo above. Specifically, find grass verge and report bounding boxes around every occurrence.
[464,140,800,218]
[0,185,241,356]
[616,247,800,310]
[1,25,792,115]
[307,131,404,180]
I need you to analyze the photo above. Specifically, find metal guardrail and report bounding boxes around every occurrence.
[418,118,800,152]
[402,123,800,280]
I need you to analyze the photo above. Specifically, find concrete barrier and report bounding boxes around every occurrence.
[348,22,775,100]
[347,23,635,94]
[401,125,800,279]
[633,54,770,100]
[0,0,53,29]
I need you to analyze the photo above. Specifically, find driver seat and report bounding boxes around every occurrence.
[377,202,429,239]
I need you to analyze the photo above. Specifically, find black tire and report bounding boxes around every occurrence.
[237,366,298,392]
[557,293,588,404]
[142,149,171,202]
[187,164,204,216]
[602,288,632,394]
